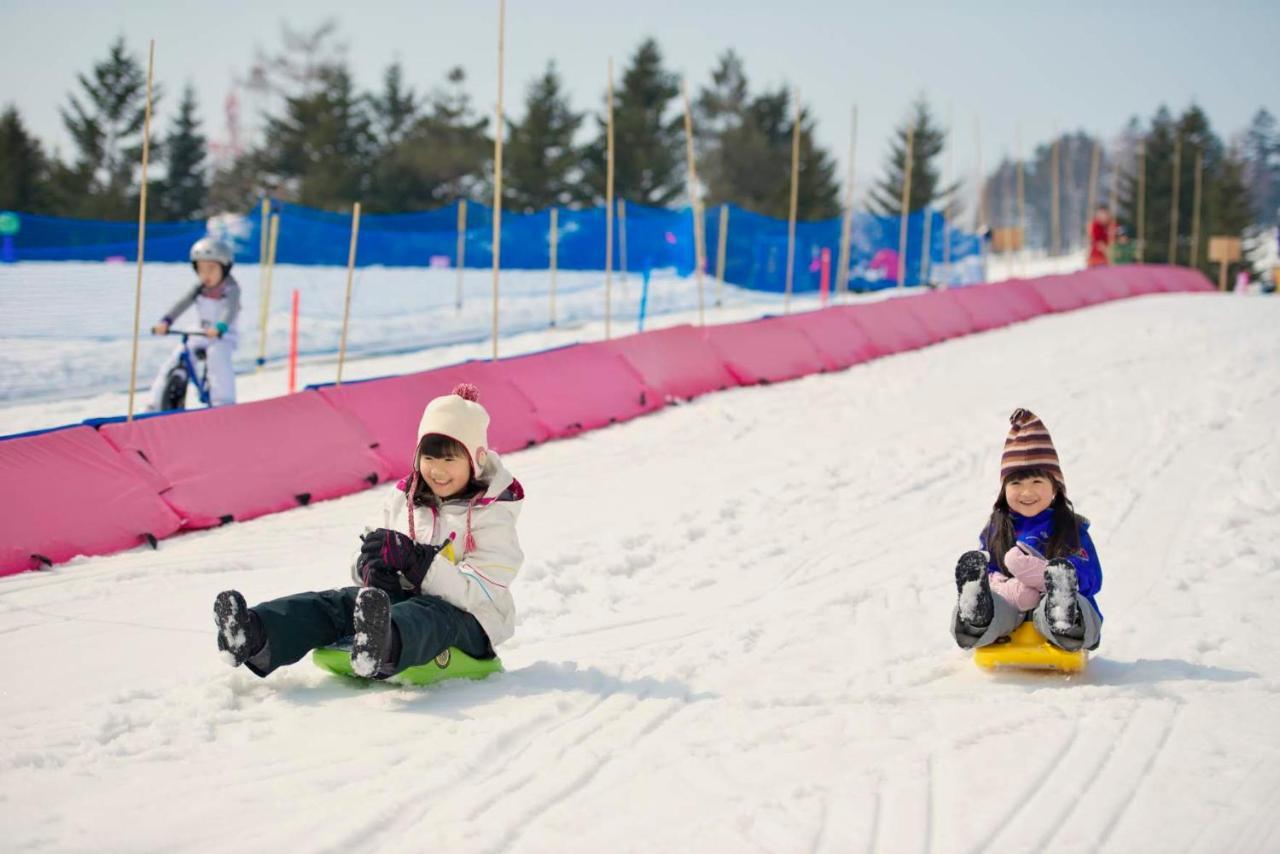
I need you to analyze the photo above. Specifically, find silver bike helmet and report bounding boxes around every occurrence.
[190,237,234,270]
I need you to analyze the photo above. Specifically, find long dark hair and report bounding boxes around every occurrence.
[409,433,486,506]
[983,467,1084,573]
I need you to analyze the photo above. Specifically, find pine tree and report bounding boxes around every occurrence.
[1127,106,1177,264]
[367,66,490,211]
[581,38,683,206]
[58,36,160,218]
[870,97,953,217]
[371,62,418,149]
[694,56,839,219]
[261,63,373,209]
[0,106,50,212]
[503,61,583,212]
[155,85,207,220]
[1206,146,1253,285]
[1242,108,1279,225]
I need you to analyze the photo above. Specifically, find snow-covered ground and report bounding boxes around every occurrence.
[2,291,1278,852]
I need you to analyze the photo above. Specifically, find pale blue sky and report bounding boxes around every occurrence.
[2,0,1277,210]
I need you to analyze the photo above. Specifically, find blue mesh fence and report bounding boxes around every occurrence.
[0,200,983,289]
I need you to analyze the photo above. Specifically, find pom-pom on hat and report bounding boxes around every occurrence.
[416,383,491,477]
[1000,408,1064,487]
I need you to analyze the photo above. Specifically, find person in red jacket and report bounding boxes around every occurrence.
[1087,205,1114,267]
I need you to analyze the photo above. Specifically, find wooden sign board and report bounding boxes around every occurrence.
[1208,236,1242,263]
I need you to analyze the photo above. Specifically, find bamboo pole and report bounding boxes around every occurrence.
[715,204,728,307]
[897,122,915,289]
[920,204,933,286]
[1137,142,1147,263]
[1015,126,1026,276]
[618,199,628,287]
[680,78,706,324]
[257,198,270,332]
[837,105,858,298]
[549,207,558,327]
[975,116,988,276]
[259,197,269,268]
[256,213,279,369]
[455,199,467,311]
[1086,140,1101,247]
[256,197,269,355]
[126,39,155,421]
[335,202,362,385]
[491,0,506,359]
[975,117,985,230]
[1168,138,1181,264]
[604,57,615,338]
[1189,149,1203,268]
[785,90,802,310]
[1050,137,1061,256]
[942,104,953,282]
[1107,145,1119,262]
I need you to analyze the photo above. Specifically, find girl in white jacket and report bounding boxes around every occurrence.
[212,383,525,679]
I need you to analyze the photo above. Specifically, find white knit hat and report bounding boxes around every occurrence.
[416,383,490,476]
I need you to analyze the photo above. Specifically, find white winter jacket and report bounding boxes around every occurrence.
[350,450,525,647]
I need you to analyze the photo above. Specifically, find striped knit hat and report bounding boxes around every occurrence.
[1000,408,1064,486]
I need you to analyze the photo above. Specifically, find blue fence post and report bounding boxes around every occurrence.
[638,259,653,332]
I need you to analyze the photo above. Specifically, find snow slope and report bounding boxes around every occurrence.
[2,292,1278,853]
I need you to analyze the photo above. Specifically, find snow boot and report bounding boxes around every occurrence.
[955,550,994,627]
[214,590,266,667]
[1044,559,1082,635]
[352,588,400,678]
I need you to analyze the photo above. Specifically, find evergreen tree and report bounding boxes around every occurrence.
[1123,106,1177,263]
[1242,108,1279,225]
[581,38,683,206]
[694,54,839,219]
[503,61,583,212]
[367,66,490,211]
[58,36,160,218]
[870,97,954,217]
[371,61,418,149]
[261,63,373,209]
[0,106,50,212]
[1206,146,1253,286]
[155,84,207,220]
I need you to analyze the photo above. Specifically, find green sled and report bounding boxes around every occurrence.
[312,642,503,687]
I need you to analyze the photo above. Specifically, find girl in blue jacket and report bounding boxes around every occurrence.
[951,409,1103,651]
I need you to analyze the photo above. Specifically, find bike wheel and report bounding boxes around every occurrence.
[162,367,189,410]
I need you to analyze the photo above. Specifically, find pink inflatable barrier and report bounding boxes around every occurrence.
[844,297,936,355]
[317,361,549,475]
[99,393,394,529]
[988,280,1052,319]
[780,308,880,369]
[898,290,978,342]
[947,283,1029,332]
[598,324,738,402]
[703,316,830,384]
[0,426,182,576]
[1027,273,1093,312]
[1154,265,1215,293]
[500,344,664,437]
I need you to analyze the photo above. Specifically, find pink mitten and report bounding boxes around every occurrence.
[1003,547,1048,591]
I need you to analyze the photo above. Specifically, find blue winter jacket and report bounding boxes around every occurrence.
[980,507,1103,620]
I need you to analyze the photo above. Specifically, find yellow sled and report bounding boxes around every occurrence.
[973,621,1088,673]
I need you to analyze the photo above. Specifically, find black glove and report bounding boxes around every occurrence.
[359,529,440,592]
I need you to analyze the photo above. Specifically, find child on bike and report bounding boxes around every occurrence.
[146,237,241,410]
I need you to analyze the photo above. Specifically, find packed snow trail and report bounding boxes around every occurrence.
[2,293,1278,853]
